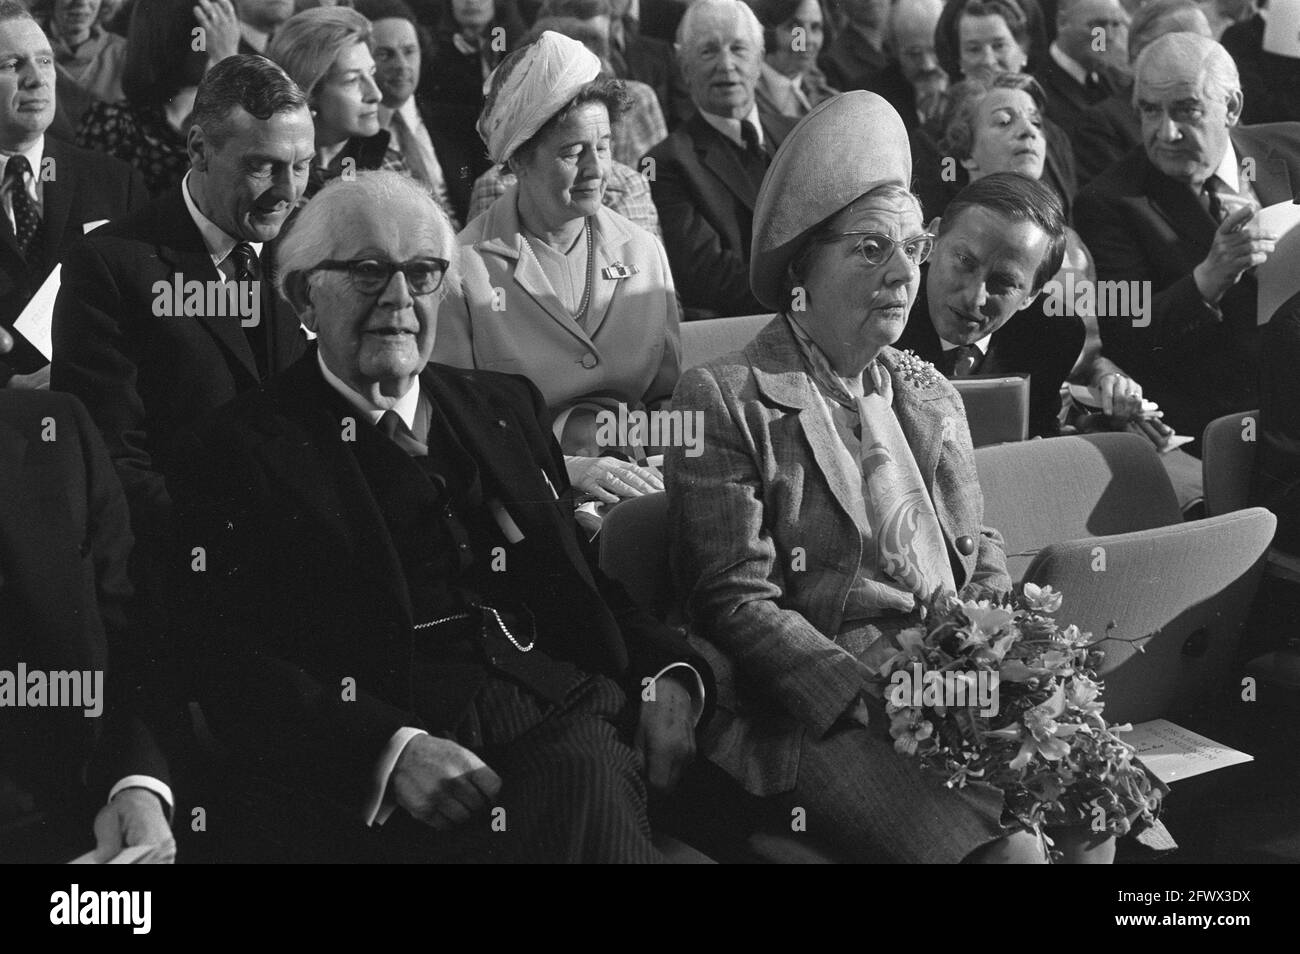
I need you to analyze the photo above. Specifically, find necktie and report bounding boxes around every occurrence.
[390,108,454,215]
[229,241,260,282]
[380,409,429,457]
[227,242,271,377]
[1202,176,1224,224]
[5,154,41,261]
[947,344,983,377]
[739,119,763,159]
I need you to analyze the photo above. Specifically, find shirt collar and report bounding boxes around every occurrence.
[379,96,422,133]
[761,60,802,93]
[1049,42,1091,88]
[939,334,992,355]
[0,136,44,184]
[240,22,271,52]
[182,170,263,269]
[698,103,764,150]
[317,350,422,431]
[1211,138,1241,194]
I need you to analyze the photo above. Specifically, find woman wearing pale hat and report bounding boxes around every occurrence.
[269,7,412,201]
[666,91,1098,862]
[435,32,680,517]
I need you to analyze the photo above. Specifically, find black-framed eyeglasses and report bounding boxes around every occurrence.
[815,231,935,267]
[312,258,449,296]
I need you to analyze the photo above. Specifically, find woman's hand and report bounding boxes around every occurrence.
[572,457,663,505]
[194,0,241,69]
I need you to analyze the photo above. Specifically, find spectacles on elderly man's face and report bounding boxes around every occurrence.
[313,258,450,296]
[815,231,935,267]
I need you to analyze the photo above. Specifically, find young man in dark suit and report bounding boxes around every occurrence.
[0,327,173,864]
[1074,33,1300,449]
[645,0,796,318]
[168,171,710,862]
[0,2,147,389]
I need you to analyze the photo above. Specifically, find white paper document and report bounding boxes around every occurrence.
[1255,201,1300,325]
[68,843,157,865]
[12,263,60,361]
[1122,719,1253,784]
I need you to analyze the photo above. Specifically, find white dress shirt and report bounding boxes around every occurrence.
[699,104,765,150]
[940,334,992,355]
[181,170,264,281]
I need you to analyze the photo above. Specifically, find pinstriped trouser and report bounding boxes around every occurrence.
[372,674,664,863]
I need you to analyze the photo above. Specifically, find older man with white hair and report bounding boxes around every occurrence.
[871,0,947,129]
[644,0,797,318]
[168,169,711,862]
[1074,31,1300,449]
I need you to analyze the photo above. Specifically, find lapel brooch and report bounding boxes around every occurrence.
[600,261,638,280]
[890,349,944,390]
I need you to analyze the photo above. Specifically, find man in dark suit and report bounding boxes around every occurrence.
[898,173,1145,438]
[646,0,796,318]
[1033,0,1127,133]
[0,3,146,389]
[876,0,948,132]
[168,171,710,862]
[0,328,173,864]
[1222,7,1300,127]
[1070,0,1211,183]
[234,0,293,54]
[1074,33,1300,448]
[819,0,891,93]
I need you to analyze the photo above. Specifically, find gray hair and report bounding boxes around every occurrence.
[938,71,1047,161]
[675,0,764,62]
[1134,32,1241,106]
[277,171,459,308]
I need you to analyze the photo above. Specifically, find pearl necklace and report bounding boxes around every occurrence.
[522,217,594,322]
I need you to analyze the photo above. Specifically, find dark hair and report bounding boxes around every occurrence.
[354,0,420,24]
[752,0,826,55]
[121,0,208,108]
[938,71,1046,160]
[959,0,1028,42]
[939,172,1066,293]
[190,54,309,147]
[539,0,613,19]
[0,0,35,24]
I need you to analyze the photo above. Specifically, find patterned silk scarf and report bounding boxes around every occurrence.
[785,313,957,604]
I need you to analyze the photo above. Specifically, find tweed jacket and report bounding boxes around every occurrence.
[666,317,1011,795]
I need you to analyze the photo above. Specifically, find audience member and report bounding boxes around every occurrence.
[47,0,127,110]
[1071,0,1211,182]
[1074,32,1300,449]
[1035,0,1129,131]
[0,1,146,389]
[77,0,240,195]
[437,32,677,512]
[817,0,887,91]
[0,327,174,864]
[872,0,946,130]
[645,0,796,318]
[1221,0,1300,125]
[1256,288,1300,554]
[234,0,295,53]
[751,0,837,120]
[167,170,710,862]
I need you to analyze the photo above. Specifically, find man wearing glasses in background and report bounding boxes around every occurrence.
[165,170,711,862]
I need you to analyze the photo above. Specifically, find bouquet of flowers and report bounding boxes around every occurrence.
[868,583,1165,844]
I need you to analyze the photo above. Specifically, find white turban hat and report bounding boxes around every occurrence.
[477,31,602,165]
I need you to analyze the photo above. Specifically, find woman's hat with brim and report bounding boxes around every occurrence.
[749,91,912,312]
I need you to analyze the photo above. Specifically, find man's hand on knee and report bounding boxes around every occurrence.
[634,676,697,795]
[391,735,502,830]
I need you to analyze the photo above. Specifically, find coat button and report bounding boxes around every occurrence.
[956,535,975,556]
[580,353,597,369]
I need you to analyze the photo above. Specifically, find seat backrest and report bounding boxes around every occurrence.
[952,374,1031,447]
[975,432,1184,581]
[598,492,672,619]
[680,314,775,370]
[1023,507,1275,724]
[1201,410,1260,517]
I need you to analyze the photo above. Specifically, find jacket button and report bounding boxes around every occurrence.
[580,353,597,369]
[956,535,975,556]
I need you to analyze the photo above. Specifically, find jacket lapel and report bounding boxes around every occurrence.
[585,210,634,338]
[1143,156,1216,256]
[695,115,759,211]
[40,138,75,254]
[1236,127,1294,206]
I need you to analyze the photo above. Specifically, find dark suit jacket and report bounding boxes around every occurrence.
[1256,292,1300,554]
[416,94,488,225]
[818,24,889,93]
[1033,54,1112,139]
[1071,85,1139,184]
[1073,123,1300,443]
[899,277,1086,438]
[50,185,307,548]
[167,353,712,818]
[1222,14,1300,127]
[646,108,797,317]
[0,390,168,851]
[0,138,147,383]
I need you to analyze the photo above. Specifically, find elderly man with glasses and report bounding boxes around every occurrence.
[167,169,711,863]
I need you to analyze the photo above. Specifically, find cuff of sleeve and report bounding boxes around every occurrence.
[652,662,706,726]
[109,776,175,822]
[366,727,428,828]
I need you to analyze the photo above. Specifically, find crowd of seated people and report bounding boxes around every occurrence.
[4,0,1300,865]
